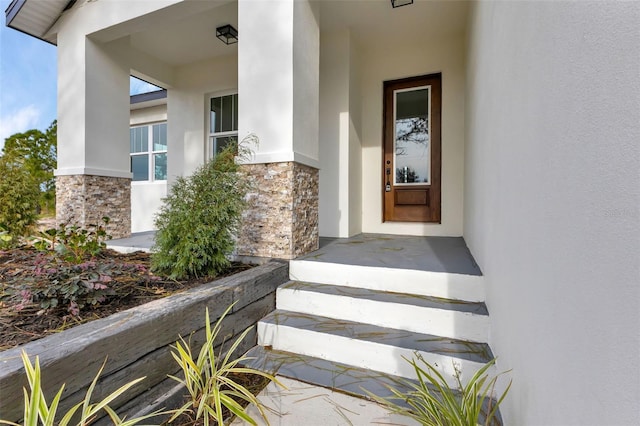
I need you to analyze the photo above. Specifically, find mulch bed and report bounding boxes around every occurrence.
[0,247,252,351]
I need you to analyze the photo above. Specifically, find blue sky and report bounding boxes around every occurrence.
[0,0,161,152]
[0,0,57,152]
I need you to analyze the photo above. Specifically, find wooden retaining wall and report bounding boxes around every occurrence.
[0,261,288,423]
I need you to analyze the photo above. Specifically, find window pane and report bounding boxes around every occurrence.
[130,127,148,153]
[210,97,222,133]
[394,87,430,185]
[210,95,238,134]
[212,136,233,156]
[221,95,233,132]
[153,123,167,151]
[154,153,167,181]
[131,155,149,181]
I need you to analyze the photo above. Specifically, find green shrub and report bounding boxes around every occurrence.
[0,158,40,241]
[152,142,251,279]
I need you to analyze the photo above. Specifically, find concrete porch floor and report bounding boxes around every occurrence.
[109,232,482,277]
[107,231,154,253]
[312,234,481,276]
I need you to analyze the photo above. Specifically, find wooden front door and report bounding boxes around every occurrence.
[383,73,441,223]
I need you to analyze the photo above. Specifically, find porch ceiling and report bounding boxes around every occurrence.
[128,1,238,67]
[126,0,469,68]
[6,0,468,63]
[319,0,470,48]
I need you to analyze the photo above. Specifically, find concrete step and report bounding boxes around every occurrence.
[289,259,485,302]
[258,310,493,387]
[243,345,417,403]
[277,281,489,343]
[242,346,504,425]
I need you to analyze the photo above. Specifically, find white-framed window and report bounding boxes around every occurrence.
[208,93,238,158]
[130,122,167,182]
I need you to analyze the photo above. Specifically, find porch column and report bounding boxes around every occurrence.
[55,30,131,238]
[237,0,320,259]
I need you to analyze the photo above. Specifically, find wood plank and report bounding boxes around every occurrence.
[0,261,287,422]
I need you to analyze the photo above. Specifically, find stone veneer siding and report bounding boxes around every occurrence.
[56,175,131,239]
[237,162,319,259]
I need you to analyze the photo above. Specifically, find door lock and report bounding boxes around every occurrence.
[385,168,391,192]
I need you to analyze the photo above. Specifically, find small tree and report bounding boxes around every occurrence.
[0,157,40,240]
[1,120,57,214]
[151,142,251,279]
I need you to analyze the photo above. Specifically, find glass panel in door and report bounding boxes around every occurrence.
[393,86,430,185]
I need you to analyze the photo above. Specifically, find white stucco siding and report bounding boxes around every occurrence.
[360,35,466,236]
[131,183,167,233]
[167,55,238,184]
[348,35,363,237]
[238,0,294,163]
[319,31,351,238]
[238,0,319,167]
[465,2,640,425]
[130,105,167,126]
[57,31,130,178]
[292,0,320,165]
[318,30,363,238]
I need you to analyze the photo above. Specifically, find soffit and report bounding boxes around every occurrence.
[5,0,69,44]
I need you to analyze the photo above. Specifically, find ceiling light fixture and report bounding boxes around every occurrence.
[216,24,238,45]
[391,0,414,8]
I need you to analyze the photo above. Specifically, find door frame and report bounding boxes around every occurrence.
[382,73,442,223]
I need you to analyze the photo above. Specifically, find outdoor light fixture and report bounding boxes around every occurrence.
[391,0,413,8]
[216,24,238,45]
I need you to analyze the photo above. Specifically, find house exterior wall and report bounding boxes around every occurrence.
[167,55,238,183]
[130,104,168,233]
[464,2,640,424]
[360,35,466,236]
[348,36,363,237]
[319,30,362,238]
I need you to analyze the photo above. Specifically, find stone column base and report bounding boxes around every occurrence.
[237,162,319,259]
[56,175,131,239]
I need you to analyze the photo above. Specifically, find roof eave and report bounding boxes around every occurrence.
[5,0,67,45]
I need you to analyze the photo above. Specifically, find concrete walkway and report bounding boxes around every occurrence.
[107,231,155,253]
[231,376,418,426]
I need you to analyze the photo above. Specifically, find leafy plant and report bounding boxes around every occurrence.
[0,157,40,241]
[32,218,111,263]
[4,256,124,315]
[152,141,252,279]
[0,226,15,250]
[1,120,57,214]
[368,355,511,426]
[0,351,160,426]
[168,304,279,426]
